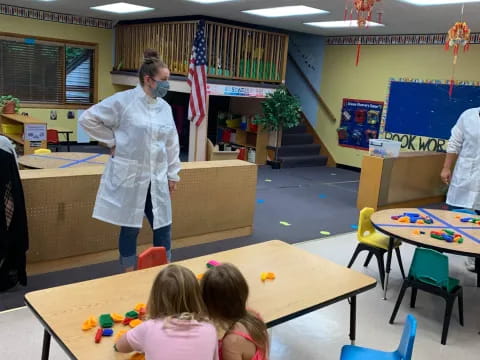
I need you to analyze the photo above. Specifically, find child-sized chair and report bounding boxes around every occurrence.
[389,248,463,345]
[340,314,417,360]
[347,207,406,288]
[47,129,60,152]
[137,247,168,270]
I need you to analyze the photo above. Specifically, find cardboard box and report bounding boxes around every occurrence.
[20,160,257,263]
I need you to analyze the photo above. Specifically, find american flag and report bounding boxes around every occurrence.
[187,20,208,127]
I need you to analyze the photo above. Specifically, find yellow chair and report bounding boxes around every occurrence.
[347,207,406,288]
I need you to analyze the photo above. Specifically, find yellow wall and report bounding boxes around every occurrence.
[0,14,116,141]
[319,44,480,167]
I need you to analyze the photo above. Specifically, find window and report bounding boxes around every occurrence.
[0,35,96,106]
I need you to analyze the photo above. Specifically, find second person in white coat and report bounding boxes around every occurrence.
[80,49,181,271]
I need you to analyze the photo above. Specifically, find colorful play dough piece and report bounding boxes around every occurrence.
[129,319,143,328]
[111,313,124,323]
[81,316,97,331]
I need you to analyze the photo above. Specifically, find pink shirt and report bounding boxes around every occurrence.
[126,318,219,360]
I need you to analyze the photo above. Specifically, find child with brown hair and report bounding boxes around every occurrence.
[201,263,269,360]
[115,264,218,360]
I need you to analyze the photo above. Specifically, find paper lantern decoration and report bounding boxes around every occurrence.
[345,0,383,66]
[353,0,381,28]
[445,21,470,96]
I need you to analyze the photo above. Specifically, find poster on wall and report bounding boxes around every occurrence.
[24,124,46,141]
[337,98,384,150]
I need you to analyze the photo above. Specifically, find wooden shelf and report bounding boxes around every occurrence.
[227,142,256,149]
[1,113,46,125]
[222,126,258,135]
[2,133,24,144]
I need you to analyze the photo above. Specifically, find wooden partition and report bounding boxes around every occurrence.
[357,152,446,210]
[21,160,257,263]
[115,20,288,83]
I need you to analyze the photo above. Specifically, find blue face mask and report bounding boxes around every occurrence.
[153,80,170,98]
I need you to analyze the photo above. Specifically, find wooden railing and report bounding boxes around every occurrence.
[115,20,289,83]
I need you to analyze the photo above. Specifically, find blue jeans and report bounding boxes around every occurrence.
[119,187,172,270]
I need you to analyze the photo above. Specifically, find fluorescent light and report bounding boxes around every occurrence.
[188,0,235,3]
[243,5,328,18]
[90,2,154,14]
[305,20,384,28]
[398,0,480,5]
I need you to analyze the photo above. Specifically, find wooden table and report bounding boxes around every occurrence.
[371,208,480,299]
[25,240,376,360]
[19,152,109,169]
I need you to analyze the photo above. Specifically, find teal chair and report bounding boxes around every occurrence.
[340,314,417,360]
[390,248,464,345]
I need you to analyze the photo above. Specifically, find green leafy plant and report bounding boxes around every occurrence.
[0,95,20,113]
[254,86,302,161]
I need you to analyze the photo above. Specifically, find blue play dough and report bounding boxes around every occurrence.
[257,199,265,204]
[318,194,327,199]
[351,225,358,230]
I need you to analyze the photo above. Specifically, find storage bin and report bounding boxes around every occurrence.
[1,123,23,135]
[369,139,401,158]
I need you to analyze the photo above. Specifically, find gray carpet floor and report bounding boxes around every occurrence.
[1,163,361,311]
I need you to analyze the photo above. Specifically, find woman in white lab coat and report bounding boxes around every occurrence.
[80,49,181,271]
[441,107,480,271]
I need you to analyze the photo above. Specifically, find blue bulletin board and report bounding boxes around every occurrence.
[385,80,480,140]
[337,98,384,150]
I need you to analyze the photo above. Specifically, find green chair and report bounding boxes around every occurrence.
[389,248,464,345]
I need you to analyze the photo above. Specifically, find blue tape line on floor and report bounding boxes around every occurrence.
[419,208,480,244]
[59,153,104,168]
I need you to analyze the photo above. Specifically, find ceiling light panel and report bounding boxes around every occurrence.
[90,2,154,14]
[243,5,328,18]
[305,20,384,29]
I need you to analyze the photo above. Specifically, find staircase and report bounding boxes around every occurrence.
[272,124,328,168]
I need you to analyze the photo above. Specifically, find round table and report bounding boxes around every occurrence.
[371,208,480,299]
[19,152,110,169]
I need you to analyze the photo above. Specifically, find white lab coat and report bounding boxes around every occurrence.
[446,107,480,210]
[79,85,181,229]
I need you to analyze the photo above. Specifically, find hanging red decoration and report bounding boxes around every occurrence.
[445,21,470,96]
[345,0,382,66]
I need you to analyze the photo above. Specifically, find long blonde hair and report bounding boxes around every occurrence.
[148,264,206,321]
[201,263,269,356]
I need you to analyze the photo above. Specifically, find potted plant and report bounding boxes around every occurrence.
[0,95,20,114]
[254,86,302,168]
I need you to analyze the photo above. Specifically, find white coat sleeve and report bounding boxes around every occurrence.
[166,121,181,182]
[79,95,122,148]
[446,113,465,154]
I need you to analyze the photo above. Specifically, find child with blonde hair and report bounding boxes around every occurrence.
[115,264,218,360]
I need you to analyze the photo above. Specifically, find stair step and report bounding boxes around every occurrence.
[282,133,314,145]
[283,124,308,134]
[278,155,328,168]
[276,144,321,156]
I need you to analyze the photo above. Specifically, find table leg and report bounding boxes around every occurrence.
[41,329,51,360]
[476,257,480,288]
[349,295,357,345]
[66,133,71,152]
[383,237,395,300]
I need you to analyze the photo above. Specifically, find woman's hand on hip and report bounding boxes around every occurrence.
[168,180,177,193]
[441,167,452,185]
